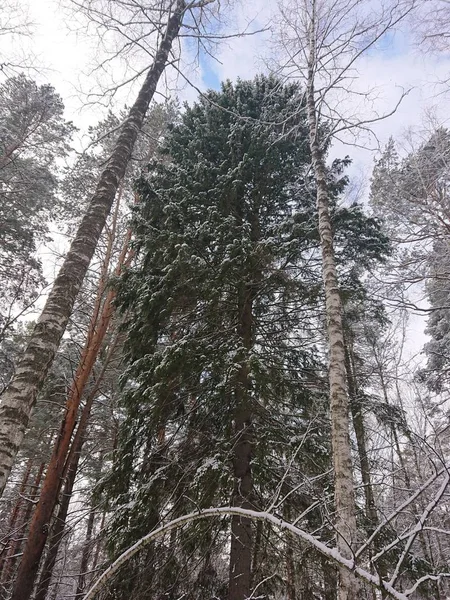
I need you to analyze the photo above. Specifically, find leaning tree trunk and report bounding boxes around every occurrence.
[33,364,107,600]
[305,10,360,600]
[10,209,133,599]
[0,0,186,500]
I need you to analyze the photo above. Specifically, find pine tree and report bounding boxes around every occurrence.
[0,74,74,341]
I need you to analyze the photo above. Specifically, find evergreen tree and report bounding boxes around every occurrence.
[0,74,74,341]
[103,76,390,600]
[370,130,450,392]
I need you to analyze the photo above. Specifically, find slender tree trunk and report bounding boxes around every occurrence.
[285,536,297,600]
[75,508,95,599]
[0,459,32,577]
[0,0,187,499]
[344,338,378,527]
[250,520,262,589]
[33,371,104,600]
[0,463,44,596]
[11,226,132,600]
[33,447,80,600]
[91,510,106,572]
[344,336,390,599]
[305,7,360,599]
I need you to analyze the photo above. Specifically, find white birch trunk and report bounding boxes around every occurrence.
[305,3,360,598]
[0,0,186,498]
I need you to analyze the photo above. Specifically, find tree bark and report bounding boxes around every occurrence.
[228,332,253,600]
[33,447,80,600]
[33,371,103,600]
[0,462,44,596]
[344,335,390,599]
[285,535,297,600]
[91,510,106,573]
[344,338,378,529]
[75,507,95,599]
[10,216,134,600]
[0,0,187,499]
[228,195,260,600]
[0,459,32,579]
[305,5,360,598]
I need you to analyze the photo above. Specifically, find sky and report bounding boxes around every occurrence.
[15,0,450,169]
[4,0,450,355]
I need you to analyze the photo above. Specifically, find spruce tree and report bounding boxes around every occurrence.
[103,76,391,600]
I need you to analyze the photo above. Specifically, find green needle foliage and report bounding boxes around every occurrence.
[102,76,390,600]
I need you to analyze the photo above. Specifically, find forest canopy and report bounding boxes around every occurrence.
[0,2,449,600]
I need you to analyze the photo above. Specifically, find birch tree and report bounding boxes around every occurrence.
[0,0,226,499]
[273,1,415,598]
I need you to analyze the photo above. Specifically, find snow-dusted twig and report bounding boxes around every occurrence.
[355,466,445,560]
[404,572,450,597]
[388,471,450,587]
[83,506,419,600]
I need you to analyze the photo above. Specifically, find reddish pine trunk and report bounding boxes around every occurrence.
[0,0,186,501]
[33,452,79,600]
[33,380,99,600]
[0,463,44,594]
[10,196,135,600]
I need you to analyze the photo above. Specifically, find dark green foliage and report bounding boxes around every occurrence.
[102,76,391,599]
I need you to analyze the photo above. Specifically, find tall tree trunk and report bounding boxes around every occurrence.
[0,0,187,499]
[0,463,44,596]
[33,373,102,600]
[11,327,121,600]
[75,508,95,599]
[344,335,388,598]
[305,6,360,599]
[33,447,80,600]
[228,282,254,600]
[228,197,260,600]
[344,340,377,528]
